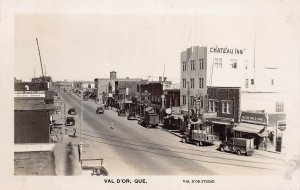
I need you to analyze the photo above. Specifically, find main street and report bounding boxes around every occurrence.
[58,89,285,176]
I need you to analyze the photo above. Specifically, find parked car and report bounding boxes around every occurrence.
[219,138,255,156]
[96,106,104,114]
[68,108,77,115]
[127,112,137,120]
[118,109,126,116]
[65,117,75,126]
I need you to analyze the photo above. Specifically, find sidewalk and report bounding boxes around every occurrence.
[53,135,82,175]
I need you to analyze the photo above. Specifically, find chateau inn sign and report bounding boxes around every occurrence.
[209,46,246,55]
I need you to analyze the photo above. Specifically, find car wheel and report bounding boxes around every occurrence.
[220,146,225,152]
[237,150,242,156]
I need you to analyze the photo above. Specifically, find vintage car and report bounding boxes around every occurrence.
[127,112,137,120]
[65,117,75,126]
[68,108,77,115]
[118,109,126,117]
[96,106,104,114]
[219,138,255,156]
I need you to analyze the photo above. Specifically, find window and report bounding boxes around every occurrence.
[251,79,255,85]
[209,100,218,112]
[191,60,195,70]
[276,102,284,112]
[230,59,237,68]
[199,78,204,89]
[222,101,231,114]
[208,101,213,112]
[182,62,187,71]
[182,79,186,88]
[199,59,204,69]
[182,95,186,105]
[245,79,249,88]
[214,101,218,112]
[190,96,194,106]
[271,79,274,85]
[191,78,194,88]
[214,58,222,68]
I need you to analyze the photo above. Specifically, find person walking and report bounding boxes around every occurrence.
[110,120,114,129]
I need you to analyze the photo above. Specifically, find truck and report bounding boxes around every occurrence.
[219,138,255,156]
[138,106,160,128]
[182,120,216,146]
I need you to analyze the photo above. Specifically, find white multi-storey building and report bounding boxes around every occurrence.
[180,45,284,114]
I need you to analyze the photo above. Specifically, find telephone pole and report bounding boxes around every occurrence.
[187,81,191,130]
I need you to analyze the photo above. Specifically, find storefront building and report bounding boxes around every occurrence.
[233,111,286,152]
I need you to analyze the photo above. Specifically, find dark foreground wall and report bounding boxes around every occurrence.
[15,111,50,143]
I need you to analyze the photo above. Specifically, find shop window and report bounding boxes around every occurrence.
[275,102,284,112]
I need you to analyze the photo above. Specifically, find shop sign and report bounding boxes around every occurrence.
[240,112,267,125]
[14,91,45,98]
[202,112,217,119]
[209,46,245,55]
[277,121,286,131]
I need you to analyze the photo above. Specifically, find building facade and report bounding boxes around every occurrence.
[94,71,147,104]
[180,45,284,114]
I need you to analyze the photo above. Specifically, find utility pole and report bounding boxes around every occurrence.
[80,89,83,143]
[139,84,142,117]
[187,81,191,131]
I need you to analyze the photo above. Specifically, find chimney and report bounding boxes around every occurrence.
[159,76,162,82]
[110,71,117,79]
[163,77,167,82]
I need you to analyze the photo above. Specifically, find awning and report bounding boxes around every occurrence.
[206,117,234,125]
[233,123,265,134]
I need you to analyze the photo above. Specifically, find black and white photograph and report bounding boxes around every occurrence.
[1,0,300,189]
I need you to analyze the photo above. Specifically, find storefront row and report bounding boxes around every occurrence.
[163,110,286,153]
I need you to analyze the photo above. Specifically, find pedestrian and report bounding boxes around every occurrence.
[110,120,114,129]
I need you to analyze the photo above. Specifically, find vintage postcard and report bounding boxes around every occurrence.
[1,0,300,189]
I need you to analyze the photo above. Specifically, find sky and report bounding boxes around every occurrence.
[14,0,300,85]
